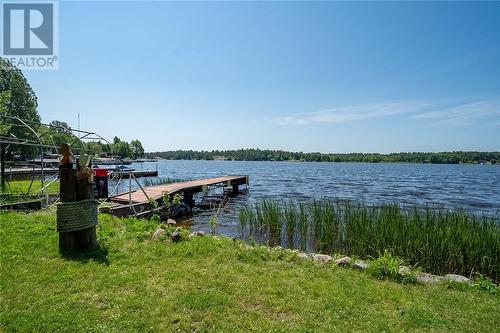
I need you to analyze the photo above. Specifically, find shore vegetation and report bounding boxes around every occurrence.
[239,199,500,281]
[1,210,499,332]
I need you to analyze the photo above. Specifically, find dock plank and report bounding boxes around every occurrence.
[109,175,248,204]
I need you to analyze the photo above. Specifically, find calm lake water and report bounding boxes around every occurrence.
[116,160,500,237]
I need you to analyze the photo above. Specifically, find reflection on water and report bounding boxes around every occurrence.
[111,160,500,238]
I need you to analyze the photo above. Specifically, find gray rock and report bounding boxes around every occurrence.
[416,273,442,284]
[444,274,470,283]
[151,228,165,241]
[167,218,177,226]
[398,266,412,276]
[353,260,369,270]
[334,256,351,267]
[297,252,311,260]
[312,253,333,264]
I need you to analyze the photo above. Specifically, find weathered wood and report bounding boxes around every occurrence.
[76,177,93,201]
[232,184,240,195]
[58,150,98,252]
[58,231,76,252]
[110,175,248,206]
[59,168,76,202]
[0,199,42,211]
[59,167,77,252]
[184,193,195,208]
[75,226,98,251]
[74,177,97,251]
[110,170,158,178]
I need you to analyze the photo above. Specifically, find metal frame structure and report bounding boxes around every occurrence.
[0,115,113,200]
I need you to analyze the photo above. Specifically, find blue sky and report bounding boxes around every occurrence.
[24,1,500,153]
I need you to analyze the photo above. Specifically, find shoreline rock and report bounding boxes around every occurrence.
[312,253,333,264]
[334,256,351,267]
[151,228,165,240]
[353,260,369,270]
[416,273,442,284]
[444,274,470,283]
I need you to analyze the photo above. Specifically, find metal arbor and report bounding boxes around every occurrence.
[0,115,112,200]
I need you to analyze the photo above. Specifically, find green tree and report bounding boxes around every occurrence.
[0,58,40,159]
[48,120,77,147]
[114,140,131,158]
[86,140,111,155]
[130,139,144,159]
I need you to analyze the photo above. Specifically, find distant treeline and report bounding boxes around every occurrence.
[145,149,500,164]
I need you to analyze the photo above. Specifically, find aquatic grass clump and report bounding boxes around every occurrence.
[311,199,339,253]
[239,199,500,281]
[143,177,187,187]
[283,201,297,248]
[368,250,404,280]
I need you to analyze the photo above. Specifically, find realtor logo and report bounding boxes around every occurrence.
[1,1,58,69]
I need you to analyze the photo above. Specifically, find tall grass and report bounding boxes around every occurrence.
[143,177,187,187]
[239,199,500,281]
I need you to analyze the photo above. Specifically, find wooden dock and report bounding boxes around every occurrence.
[110,170,158,178]
[3,167,157,180]
[107,175,248,217]
[3,167,58,180]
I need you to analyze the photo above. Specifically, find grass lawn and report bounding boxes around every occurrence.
[0,179,59,195]
[1,210,499,332]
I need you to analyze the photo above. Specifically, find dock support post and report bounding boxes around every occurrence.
[184,193,195,208]
[232,184,239,195]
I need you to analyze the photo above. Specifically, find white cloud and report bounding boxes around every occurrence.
[273,101,432,126]
[411,99,500,125]
[273,98,500,126]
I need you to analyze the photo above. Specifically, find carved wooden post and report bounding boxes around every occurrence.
[57,144,98,252]
[58,167,77,250]
[74,175,98,250]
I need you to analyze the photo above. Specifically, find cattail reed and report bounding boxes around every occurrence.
[239,199,500,281]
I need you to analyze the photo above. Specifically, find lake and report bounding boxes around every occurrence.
[117,160,500,237]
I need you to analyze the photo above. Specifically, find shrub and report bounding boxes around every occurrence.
[369,250,404,280]
[473,274,498,294]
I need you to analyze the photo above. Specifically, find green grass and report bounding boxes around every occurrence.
[143,177,188,187]
[0,179,59,195]
[1,210,499,332]
[239,199,500,281]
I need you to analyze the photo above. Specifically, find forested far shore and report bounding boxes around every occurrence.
[145,149,500,164]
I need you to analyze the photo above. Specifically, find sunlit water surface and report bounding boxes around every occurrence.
[111,160,500,238]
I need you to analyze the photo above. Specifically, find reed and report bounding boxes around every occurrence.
[283,201,297,248]
[143,177,187,187]
[238,199,500,280]
[297,201,309,250]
